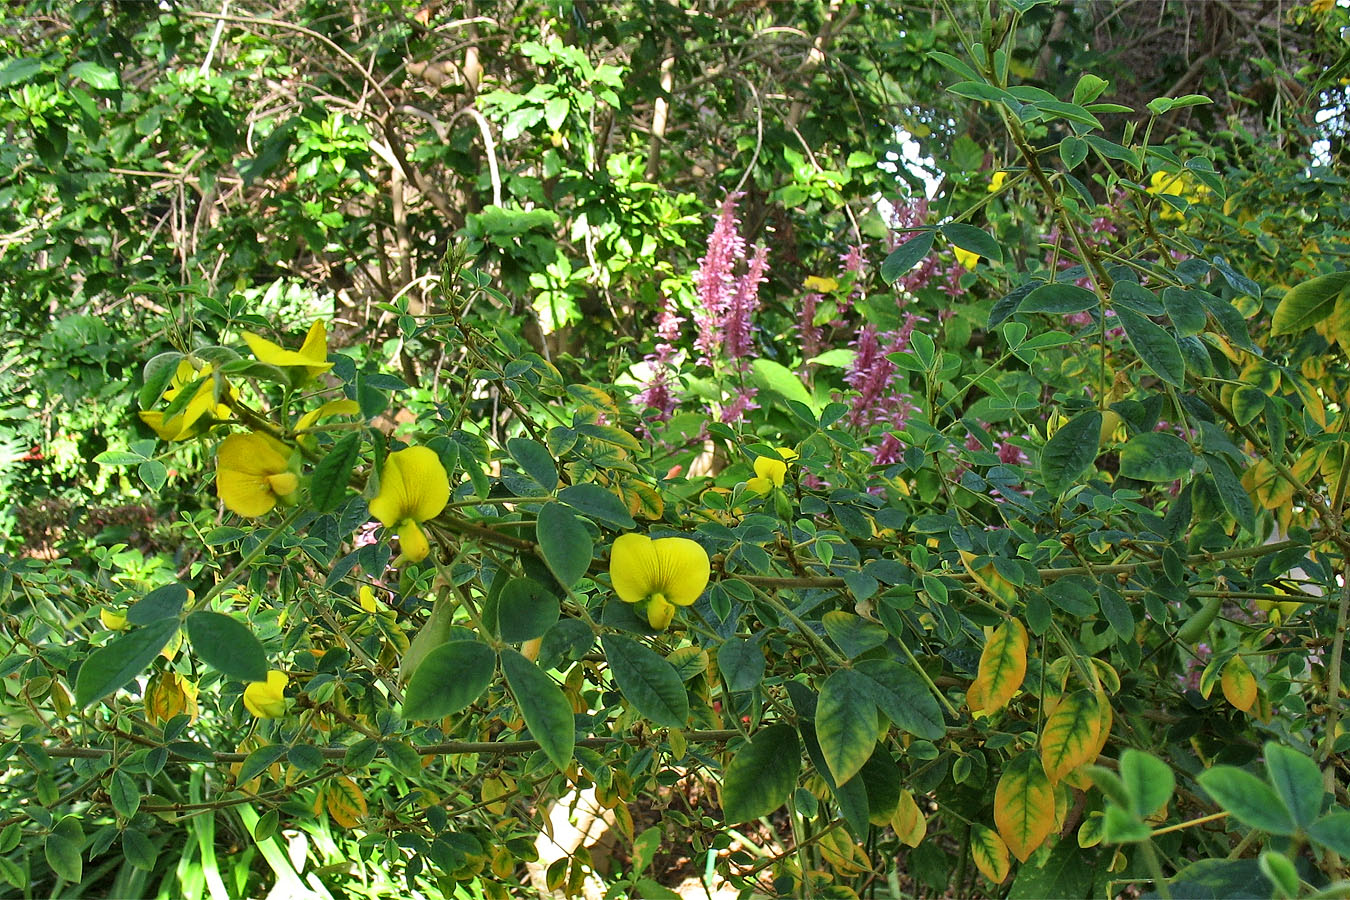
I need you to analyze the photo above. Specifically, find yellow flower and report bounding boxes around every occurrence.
[242,320,334,379]
[747,447,797,495]
[139,360,230,441]
[1311,0,1333,13]
[243,670,287,718]
[99,608,128,631]
[609,533,711,629]
[368,447,451,564]
[359,585,379,612]
[1147,170,1209,221]
[804,275,839,292]
[988,171,1008,192]
[216,432,299,517]
[953,246,980,270]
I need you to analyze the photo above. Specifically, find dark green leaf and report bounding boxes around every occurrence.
[0,57,42,87]
[1307,811,1350,857]
[601,635,688,728]
[721,725,801,823]
[139,352,185,409]
[880,232,935,284]
[507,437,558,492]
[854,658,946,740]
[940,223,1002,263]
[403,640,496,721]
[1060,135,1087,171]
[127,583,187,625]
[500,650,575,770]
[1111,282,1164,316]
[75,618,180,706]
[821,612,888,658]
[1020,283,1097,314]
[496,579,560,643]
[1205,454,1256,536]
[535,502,593,588]
[558,483,635,529]
[69,61,118,90]
[186,612,268,683]
[121,828,157,871]
[237,744,287,785]
[310,433,360,512]
[1041,410,1101,494]
[1119,748,1173,820]
[1115,306,1184,387]
[1119,432,1193,482]
[1161,287,1207,336]
[44,834,82,883]
[716,638,766,692]
[109,770,140,819]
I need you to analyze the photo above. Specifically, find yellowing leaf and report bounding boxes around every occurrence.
[959,551,1018,606]
[1243,458,1295,511]
[1039,690,1102,784]
[969,619,1028,716]
[891,791,927,848]
[618,479,664,520]
[818,828,868,876]
[323,777,368,829]
[1221,655,1258,713]
[994,751,1056,863]
[970,823,1010,883]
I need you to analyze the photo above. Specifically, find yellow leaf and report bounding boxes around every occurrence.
[968,619,1028,716]
[482,776,512,815]
[324,776,368,829]
[1221,655,1258,713]
[969,823,1010,883]
[994,751,1056,863]
[1039,690,1103,784]
[818,828,868,876]
[959,551,1018,606]
[891,791,927,848]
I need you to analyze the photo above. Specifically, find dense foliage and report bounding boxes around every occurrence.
[2,1,1350,898]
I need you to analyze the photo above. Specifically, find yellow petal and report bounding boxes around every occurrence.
[266,471,299,498]
[359,585,378,612]
[803,276,838,292]
[651,537,710,606]
[610,533,660,604]
[216,433,296,518]
[954,247,980,269]
[243,324,334,376]
[753,456,787,488]
[989,171,1008,192]
[746,476,772,495]
[139,410,191,441]
[646,595,676,630]
[295,398,361,434]
[775,447,799,463]
[243,670,288,718]
[369,447,450,527]
[397,519,432,563]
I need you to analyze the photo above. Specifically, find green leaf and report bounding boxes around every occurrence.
[1060,135,1087,171]
[69,61,118,90]
[93,450,148,465]
[1119,432,1193,482]
[403,640,496,721]
[1271,271,1350,335]
[1072,73,1109,106]
[1205,454,1256,535]
[0,57,42,88]
[927,51,981,83]
[1162,287,1208,336]
[127,583,188,625]
[185,612,268,683]
[1111,281,1164,316]
[1263,742,1324,828]
[1101,804,1152,843]
[947,80,1017,104]
[1307,811,1350,857]
[310,433,360,512]
[1084,135,1140,168]
[1041,410,1101,494]
[716,638,765,692]
[535,502,593,588]
[1020,283,1097,314]
[109,770,141,819]
[237,744,286,785]
[816,668,881,785]
[880,232,935,284]
[1118,748,1173,820]
[1259,850,1300,899]
[121,828,157,871]
[1198,766,1295,835]
[854,658,946,740]
[496,578,560,643]
[44,833,82,883]
[821,612,888,658]
[1114,306,1184,387]
[75,618,180,707]
[500,649,575,770]
[558,483,635,529]
[750,358,818,413]
[507,437,558,492]
[721,725,801,823]
[940,223,1002,263]
[601,635,688,728]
